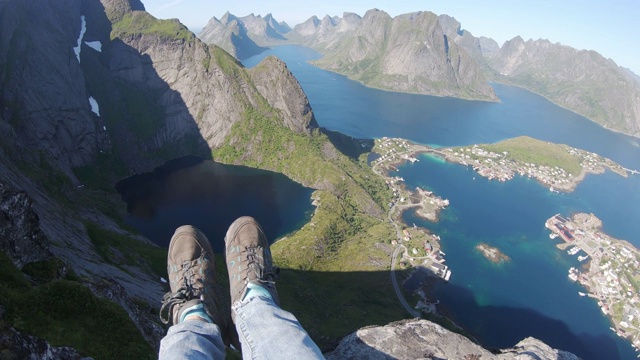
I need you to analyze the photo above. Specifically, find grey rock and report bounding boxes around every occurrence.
[199,12,291,59]
[198,13,266,59]
[291,9,498,101]
[248,56,318,134]
[0,0,100,180]
[0,182,51,268]
[0,323,84,360]
[489,37,640,137]
[326,319,580,360]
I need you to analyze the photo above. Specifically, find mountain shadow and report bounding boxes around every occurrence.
[426,275,624,360]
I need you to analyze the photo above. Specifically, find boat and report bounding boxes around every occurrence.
[578,292,587,297]
[578,255,589,262]
[444,270,452,282]
[568,267,579,282]
[549,233,558,239]
[567,246,581,255]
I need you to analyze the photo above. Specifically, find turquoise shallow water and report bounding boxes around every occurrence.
[244,46,640,359]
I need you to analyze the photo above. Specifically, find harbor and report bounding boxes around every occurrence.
[546,213,640,353]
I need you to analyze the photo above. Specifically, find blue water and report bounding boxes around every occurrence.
[245,46,640,359]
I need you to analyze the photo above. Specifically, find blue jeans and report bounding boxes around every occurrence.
[159,295,325,359]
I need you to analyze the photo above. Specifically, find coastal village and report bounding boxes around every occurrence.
[438,141,629,192]
[546,213,640,354]
[370,138,452,285]
[369,136,640,355]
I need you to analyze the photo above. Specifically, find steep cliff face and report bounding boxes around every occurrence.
[292,9,498,101]
[327,319,580,360]
[0,0,326,354]
[489,37,640,137]
[0,0,102,180]
[249,56,318,133]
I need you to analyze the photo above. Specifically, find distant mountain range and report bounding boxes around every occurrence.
[199,12,290,59]
[198,9,640,138]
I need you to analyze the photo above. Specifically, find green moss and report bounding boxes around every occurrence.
[85,222,167,278]
[210,46,243,77]
[21,257,66,284]
[0,252,153,359]
[111,11,194,42]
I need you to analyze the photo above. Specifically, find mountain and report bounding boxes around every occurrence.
[0,1,582,358]
[198,12,291,59]
[289,9,498,101]
[197,12,266,59]
[488,37,640,137]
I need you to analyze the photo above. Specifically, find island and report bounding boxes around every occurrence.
[439,136,629,192]
[546,213,640,352]
[476,243,511,263]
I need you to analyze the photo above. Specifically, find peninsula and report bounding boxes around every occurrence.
[440,136,629,192]
[546,213,640,353]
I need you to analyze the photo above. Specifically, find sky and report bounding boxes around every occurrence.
[141,0,640,75]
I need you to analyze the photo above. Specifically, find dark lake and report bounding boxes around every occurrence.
[117,157,315,252]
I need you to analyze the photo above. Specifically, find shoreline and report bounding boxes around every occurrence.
[384,138,630,193]
[546,213,640,352]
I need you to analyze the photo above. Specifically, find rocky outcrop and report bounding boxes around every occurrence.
[489,37,640,137]
[290,9,498,101]
[0,183,52,269]
[248,56,318,133]
[0,314,84,360]
[326,319,580,360]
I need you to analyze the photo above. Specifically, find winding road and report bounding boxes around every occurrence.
[388,201,421,317]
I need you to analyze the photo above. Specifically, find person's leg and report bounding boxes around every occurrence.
[225,216,325,359]
[158,225,229,360]
[159,321,225,360]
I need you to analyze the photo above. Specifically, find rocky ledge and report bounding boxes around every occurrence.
[326,318,580,360]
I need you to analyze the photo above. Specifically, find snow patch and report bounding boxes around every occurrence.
[73,15,87,63]
[85,40,102,52]
[88,96,100,116]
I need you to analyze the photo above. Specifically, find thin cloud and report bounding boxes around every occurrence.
[154,0,187,12]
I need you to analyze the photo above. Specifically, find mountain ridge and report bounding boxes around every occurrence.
[203,9,640,138]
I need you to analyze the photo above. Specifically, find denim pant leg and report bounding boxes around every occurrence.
[233,295,325,360]
[159,321,226,360]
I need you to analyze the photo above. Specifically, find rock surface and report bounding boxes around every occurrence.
[198,12,266,59]
[488,37,640,137]
[0,182,52,269]
[198,12,290,59]
[326,319,580,360]
[290,10,498,101]
[0,319,85,360]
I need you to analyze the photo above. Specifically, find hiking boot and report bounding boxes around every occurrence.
[159,225,224,327]
[225,216,279,319]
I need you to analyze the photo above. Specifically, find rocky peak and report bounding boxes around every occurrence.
[220,11,239,25]
[265,13,291,34]
[100,0,144,22]
[293,15,321,36]
[321,14,337,27]
[249,56,318,134]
